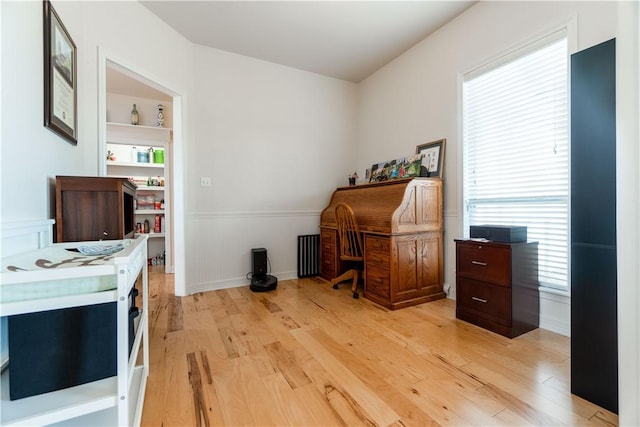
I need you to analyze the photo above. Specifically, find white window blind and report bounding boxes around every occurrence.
[462,35,568,290]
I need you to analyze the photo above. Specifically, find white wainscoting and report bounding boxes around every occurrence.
[1,219,55,258]
[185,210,572,336]
[443,212,460,298]
[539,288,571,336]
[1,219,56,371]
[186,211,322,294]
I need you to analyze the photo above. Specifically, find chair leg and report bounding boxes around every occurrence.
[331,269,354,290]
[351,269,359,299]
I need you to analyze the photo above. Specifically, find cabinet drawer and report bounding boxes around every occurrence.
[321,250,336,268]
[365,235,390,265]
[365,235,389,252]
[321,250,337,278]
[365,249,390,266]
[365,264,390,298]
[456,277,511,326]
[456,242,510,286]
[321,229,337,246]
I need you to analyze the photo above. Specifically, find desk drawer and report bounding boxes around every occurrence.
[365,264,390,298]
[321,229,337,248]
[456,242,510,286]
[320,228,339,279]
[321,249,342,280]
[456,277,511,327]
[365,235,390,266]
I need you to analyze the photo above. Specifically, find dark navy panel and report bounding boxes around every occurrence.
[570,244,618,413]
[571,38,617,246]
[570,38,618,414]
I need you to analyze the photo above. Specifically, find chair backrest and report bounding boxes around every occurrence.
[334,202,364,261]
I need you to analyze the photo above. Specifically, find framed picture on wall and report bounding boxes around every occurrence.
[416,138,446,178]
[43,0,77,145]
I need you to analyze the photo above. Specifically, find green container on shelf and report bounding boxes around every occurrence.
[153,149,164,164]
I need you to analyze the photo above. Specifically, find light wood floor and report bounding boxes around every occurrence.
[141,268,618,426]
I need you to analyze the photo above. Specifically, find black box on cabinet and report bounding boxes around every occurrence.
[470,225,527,243]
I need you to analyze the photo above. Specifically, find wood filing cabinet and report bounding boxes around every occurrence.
[455,239,539,338]
[56,176,136,242]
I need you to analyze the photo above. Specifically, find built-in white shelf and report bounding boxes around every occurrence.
[135,209,165,215]
[136,186,165,192]
[107,161,163,169]
[106,122,171,146]
[106,118,170,273]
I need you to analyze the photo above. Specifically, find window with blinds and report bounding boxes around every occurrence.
[462,33,568,290]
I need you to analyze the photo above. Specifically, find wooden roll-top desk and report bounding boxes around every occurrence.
[320,178,445,310]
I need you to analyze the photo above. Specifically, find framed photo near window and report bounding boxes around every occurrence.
[416,138,446,178]
[43,0,77,145]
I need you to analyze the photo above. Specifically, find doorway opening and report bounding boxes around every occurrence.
[98,50,185,296]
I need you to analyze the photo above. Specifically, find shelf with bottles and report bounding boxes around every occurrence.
[135,191,165,212]
[129,175,165,190]
[106,144,165,168]
[135,214,165,237]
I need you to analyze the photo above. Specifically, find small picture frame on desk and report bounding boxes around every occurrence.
[368,154,423,183]
[43,0,78,145]
[416,139,446,178]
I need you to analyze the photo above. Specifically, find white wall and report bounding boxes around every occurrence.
[186,46,357,290]
[190,46,357,213]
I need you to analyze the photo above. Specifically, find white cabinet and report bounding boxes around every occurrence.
[0,236,149,426]
[106,122,171,268]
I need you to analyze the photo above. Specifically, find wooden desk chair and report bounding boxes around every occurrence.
[331,202,364,299]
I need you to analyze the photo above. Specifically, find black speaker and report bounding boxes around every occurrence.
[252,248,267,277]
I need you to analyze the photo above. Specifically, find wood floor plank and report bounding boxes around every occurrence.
[289,382,347,426]
[291,327,402,426]
[264,341,312,389]
[305,326,441,426]
[167,293,184,332]
[209,358,258,426]
[142,272,618,427]
[187,351,212,427]
[161,330,195,426]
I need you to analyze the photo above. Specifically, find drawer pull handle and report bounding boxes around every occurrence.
[472,296,488,303]
[471,260,487,266]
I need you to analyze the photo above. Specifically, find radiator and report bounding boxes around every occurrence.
[297,234,320,278]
